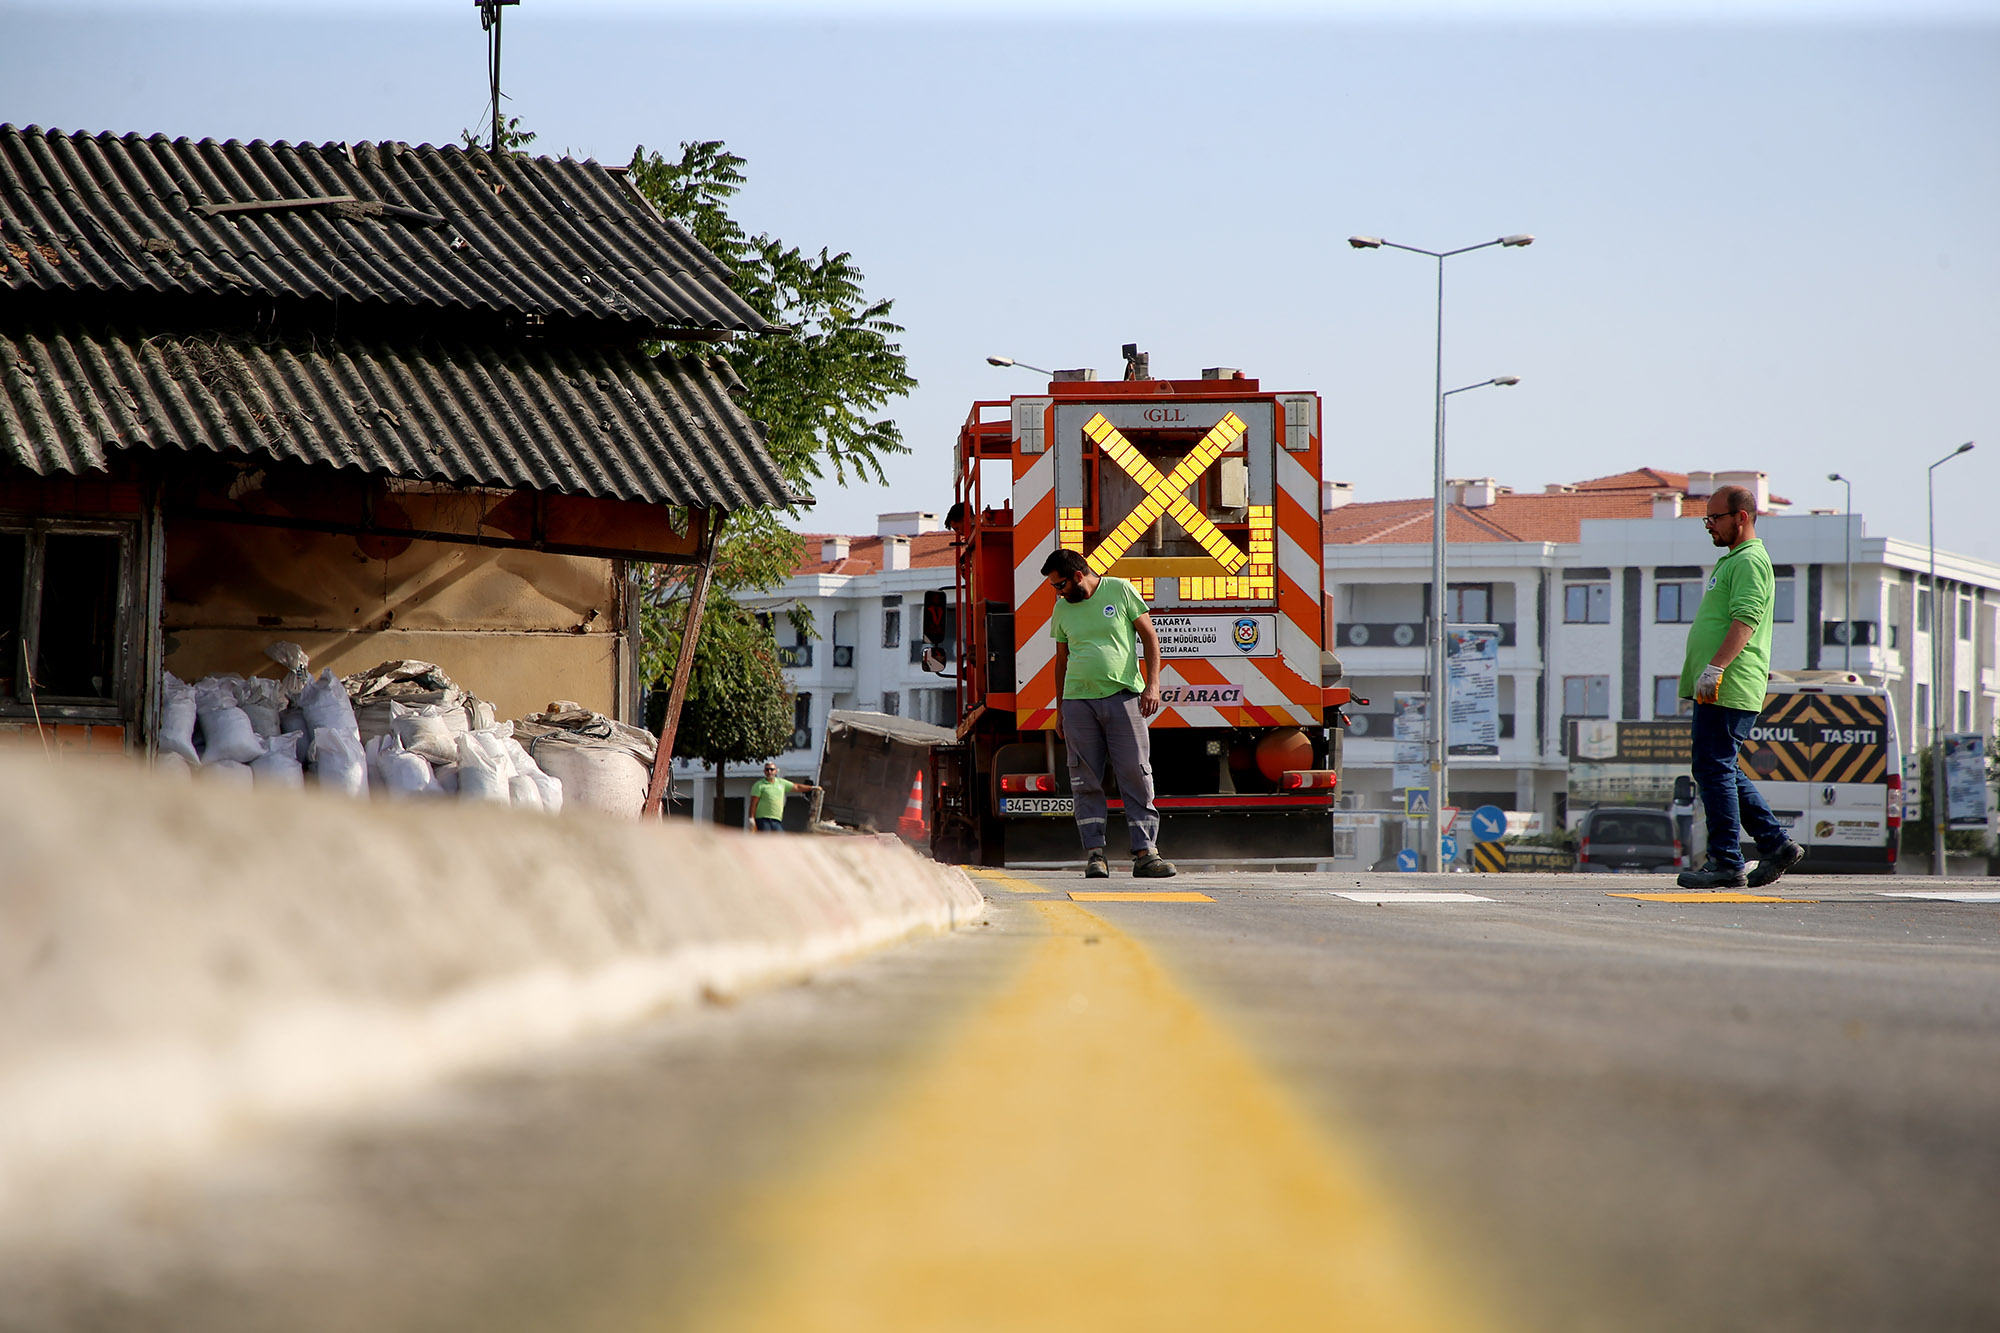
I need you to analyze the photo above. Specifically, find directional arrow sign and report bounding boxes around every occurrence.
[1395,848,1420,872]
[1470,805,1508,843]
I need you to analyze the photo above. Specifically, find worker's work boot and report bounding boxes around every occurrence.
[1084,849,1111,879]
[1132,849,1177,879]
[1676,861,1748,890]
[1746,841,1805,888]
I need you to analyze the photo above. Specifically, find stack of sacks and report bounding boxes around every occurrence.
[150,649,563,814]
[511,701,658,819]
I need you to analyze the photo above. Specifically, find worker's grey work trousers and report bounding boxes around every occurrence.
[1061,690,1160,855]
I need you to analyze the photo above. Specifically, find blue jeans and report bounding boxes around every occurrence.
[1690,703,1788,871]
[754,816,785,833]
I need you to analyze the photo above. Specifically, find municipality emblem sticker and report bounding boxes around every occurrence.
[1103,603,1118,617]
[1233,617,1259,652]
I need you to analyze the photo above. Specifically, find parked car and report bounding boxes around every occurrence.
[1574,806,1683,873]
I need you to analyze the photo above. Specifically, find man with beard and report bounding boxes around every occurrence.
[1677,483,1803,889]
[1040,547,1175,879]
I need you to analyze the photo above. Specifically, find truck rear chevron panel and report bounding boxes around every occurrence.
[1013,443,1058,722]
[1011,393,1324,731]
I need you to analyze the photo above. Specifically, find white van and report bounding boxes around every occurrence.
[1692,669,1903,873]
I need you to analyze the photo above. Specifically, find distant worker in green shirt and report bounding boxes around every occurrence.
[1677,484,1803,889]
[1041,548,1175,879]
[749,762,814,833]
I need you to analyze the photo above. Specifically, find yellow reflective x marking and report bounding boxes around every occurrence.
[1083,412,1250,575]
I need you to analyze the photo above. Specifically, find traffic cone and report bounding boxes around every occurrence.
[898,769,927,841]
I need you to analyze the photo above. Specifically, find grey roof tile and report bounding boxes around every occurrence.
[1,325,798,510]
[0,125,777,334]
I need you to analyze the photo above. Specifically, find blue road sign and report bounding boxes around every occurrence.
[1470,805,1508,843]
[1395,848,1420,872]
[1405,787,1431,816]
[1441,833,1458,860]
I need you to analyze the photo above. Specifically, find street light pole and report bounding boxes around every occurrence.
[1927,441,1975,876]
[1828,472,1853,671]
[1350,233,1533,871]
[986,355,1058,377]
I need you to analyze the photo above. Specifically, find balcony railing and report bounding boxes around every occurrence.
[1337,621,1517,649]
[1346,712,1515,740]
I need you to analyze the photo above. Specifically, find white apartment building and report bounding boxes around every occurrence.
[672,511,961,824]
[682,472,2000,833]
[1326,468,2000,830]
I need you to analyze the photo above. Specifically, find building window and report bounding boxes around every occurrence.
[1959,596,1973,640]
[882,608,902,648]
[789,693,812,751]
[1563,674,1610,717]
[881,690,899,716]
[1917,587,1931,633]
[1654,676,1691,718]
[1445,584,1490,624]
[1915,682,1929,735]
[1773,577,1795,623]
[1959,690,1972,732]
[1,523,134,713]
[1655,581,1701,624]
[1564,583,1610,624]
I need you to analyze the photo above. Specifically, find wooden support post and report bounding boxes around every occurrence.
[642,508,724,817]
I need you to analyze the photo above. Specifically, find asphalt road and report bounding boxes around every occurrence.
[7,869,1997,1332]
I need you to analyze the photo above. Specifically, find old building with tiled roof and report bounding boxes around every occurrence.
[2,123,792,748]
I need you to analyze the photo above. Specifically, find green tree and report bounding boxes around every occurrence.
[627,140,915,769]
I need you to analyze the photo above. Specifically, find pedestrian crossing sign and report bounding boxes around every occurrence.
[1405,787,1431,816]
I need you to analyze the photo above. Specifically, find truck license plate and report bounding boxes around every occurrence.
[1000,796,1074,816]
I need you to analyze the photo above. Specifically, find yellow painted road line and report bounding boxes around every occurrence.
[686,899,1506,1333]
[1070,890,1216,903]
[966,866,1053,894]
[1607,892,1815,904]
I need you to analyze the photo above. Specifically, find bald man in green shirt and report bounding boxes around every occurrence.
[1676,484,1803,890]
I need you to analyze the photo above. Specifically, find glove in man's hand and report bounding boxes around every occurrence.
[1695,663,1724,704]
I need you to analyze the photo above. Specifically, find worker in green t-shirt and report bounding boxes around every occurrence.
[1676,483,1801,890]
[749,762,814,833]
[1041,547,1174,879]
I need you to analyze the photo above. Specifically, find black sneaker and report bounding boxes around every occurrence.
[1677,862,1748,890]
[1084,850,1111,879]
[1746,841,1805,888]
[1132,850,1178,879]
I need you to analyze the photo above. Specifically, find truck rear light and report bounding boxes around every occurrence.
[1887,773,1903,829]
[1280,770,1339,790]
[999,774,1055,793]
[1579,836,1590,863]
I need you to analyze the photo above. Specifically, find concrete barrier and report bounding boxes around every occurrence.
[0,753,982,1237]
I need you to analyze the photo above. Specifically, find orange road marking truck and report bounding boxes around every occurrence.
[917,359,1350,866]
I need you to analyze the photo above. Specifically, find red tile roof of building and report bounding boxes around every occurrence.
[1322,468,1788,546]
[794,531,956,576]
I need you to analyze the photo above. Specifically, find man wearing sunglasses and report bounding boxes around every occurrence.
[1676,484,1803,889]
[1040,547,1174,879]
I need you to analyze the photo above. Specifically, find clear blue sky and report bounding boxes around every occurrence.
[8,3,1998,559]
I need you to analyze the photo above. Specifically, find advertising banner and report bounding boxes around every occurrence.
[1943,732,1989,828]
[1446,623,1501,756]
[1393,691,1428,792]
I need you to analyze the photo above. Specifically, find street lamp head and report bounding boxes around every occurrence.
[1492,376,1521,386]
[1348,236,1383,249]
[1828,472,1846,482]
[1955,441,1975,455]
[1499,234,1535,247]
[985,356,1014,367]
